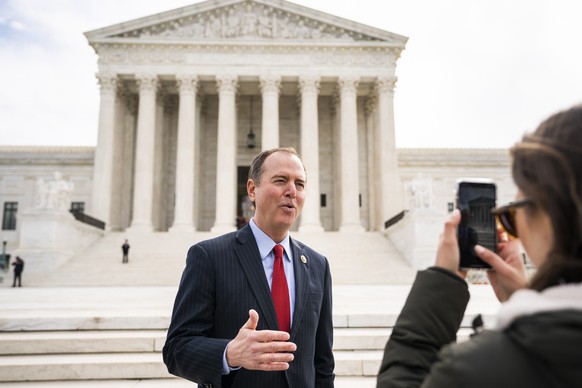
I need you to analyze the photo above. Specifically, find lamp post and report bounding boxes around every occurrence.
[0,238,6,283]
[247,96,256,149]
[1,238,6,270]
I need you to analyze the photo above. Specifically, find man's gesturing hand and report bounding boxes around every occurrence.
[226,309,297,371]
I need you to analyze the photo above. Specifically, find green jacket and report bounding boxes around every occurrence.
[377,268,582,388]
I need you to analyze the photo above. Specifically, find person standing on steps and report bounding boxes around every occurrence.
[163,147,335,388]
[12,256,24,287]
[122,239,130,264]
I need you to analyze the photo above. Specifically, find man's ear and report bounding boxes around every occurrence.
[247,179,256,201]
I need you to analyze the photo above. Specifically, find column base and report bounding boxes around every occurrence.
[211,223,237,234]
[169,224,196,234]
[339,224,365,233]
[298,224,325,233]
[126,222,154,234]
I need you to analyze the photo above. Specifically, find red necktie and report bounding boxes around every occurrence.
[272,244,290,333]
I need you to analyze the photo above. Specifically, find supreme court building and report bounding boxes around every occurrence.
[85,0,408,234]
[1,0,515,273]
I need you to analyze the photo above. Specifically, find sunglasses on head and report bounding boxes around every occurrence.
[491,198,534,238]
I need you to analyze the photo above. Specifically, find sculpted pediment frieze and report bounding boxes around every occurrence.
[98,1,403,44]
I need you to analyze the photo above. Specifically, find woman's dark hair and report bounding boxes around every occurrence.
[510,104,582,290]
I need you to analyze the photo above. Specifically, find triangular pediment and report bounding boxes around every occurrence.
[85,0,407,45]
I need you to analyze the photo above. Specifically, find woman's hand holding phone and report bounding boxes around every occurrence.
[434,209,528,300]
[435,209,467,279]
[474,238,528,302]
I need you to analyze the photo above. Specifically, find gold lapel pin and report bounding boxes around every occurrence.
[301,255,307,264]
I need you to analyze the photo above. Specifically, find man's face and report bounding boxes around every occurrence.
[247,151,306,241]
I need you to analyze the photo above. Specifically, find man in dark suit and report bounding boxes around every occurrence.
[163,147,334,388]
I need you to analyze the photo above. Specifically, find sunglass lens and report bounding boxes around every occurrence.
[498,209,518,238]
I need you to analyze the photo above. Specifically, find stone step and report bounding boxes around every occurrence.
[0,376,378,388]
[0,353,169,382]
[21,230,416,287]
[0,328,384,356]
[0,286,500,383]
[334,327,473,350]
[335,350,383,377]
[0,350,388,382]
[0,330,166,356]
[0,327,476,357]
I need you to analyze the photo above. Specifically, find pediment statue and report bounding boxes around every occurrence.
[114,2,383,42]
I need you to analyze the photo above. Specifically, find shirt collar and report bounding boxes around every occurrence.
[249,218,292,262]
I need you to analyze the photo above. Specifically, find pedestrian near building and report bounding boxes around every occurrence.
[12,256,24,287]
[122,239,130,263]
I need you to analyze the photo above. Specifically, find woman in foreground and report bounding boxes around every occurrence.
[377,105,582,388]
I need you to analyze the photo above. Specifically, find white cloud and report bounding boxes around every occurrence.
[9,20,26,30]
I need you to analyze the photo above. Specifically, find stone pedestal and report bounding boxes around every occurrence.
[16,209,104,273]
[385,209,443,270]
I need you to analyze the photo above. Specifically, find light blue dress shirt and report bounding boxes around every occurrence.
[222,218,296,373]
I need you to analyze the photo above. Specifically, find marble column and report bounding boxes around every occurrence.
[170,74,198,233]
[298,76,324,232]
[211,75,238,233]
[365,97,378,230]
[129,74,158,232]
[152,92,166,231]
[259,75,281,150]
[375,76,403,227]
[91,73,117,229]
[338,75,364,232]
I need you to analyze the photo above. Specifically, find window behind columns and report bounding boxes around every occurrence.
[2,202,17,230]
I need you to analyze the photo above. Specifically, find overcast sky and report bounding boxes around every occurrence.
[1,0,581,148]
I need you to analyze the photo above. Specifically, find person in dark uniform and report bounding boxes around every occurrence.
[122,240,130,263]
[12,256,24,287]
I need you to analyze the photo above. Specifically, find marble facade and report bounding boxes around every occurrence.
[84,0,408,233]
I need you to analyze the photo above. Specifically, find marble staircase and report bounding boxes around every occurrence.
[0,231,501,386]
[0,284,500,386]
[20,230,417,287]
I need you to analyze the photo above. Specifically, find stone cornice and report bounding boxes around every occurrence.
[0,146,95,153]
[0,146,510,168]
[93,42,401,69]
[0,146,95,166]
[91,40,404,52]
[397,148,510,167]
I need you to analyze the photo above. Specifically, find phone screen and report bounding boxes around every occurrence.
[456,180,496,269]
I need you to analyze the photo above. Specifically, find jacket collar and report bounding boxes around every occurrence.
[495,282,582,329]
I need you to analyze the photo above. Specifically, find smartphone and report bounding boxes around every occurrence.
[456,179,497,270]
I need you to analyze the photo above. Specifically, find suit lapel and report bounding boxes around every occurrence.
[290,237,308,340]
[234,226,279,330]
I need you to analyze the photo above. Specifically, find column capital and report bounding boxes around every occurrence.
[375,76,398,95]
[96,72,118,92]
[216,74,239,94]
[136,73,159,92]
[259,75,282,94]
[176,74,199,93]
[338,75,360,95]
[298,75,320,95]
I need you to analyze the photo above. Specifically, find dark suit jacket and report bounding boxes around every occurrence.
[163,225,335,388]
